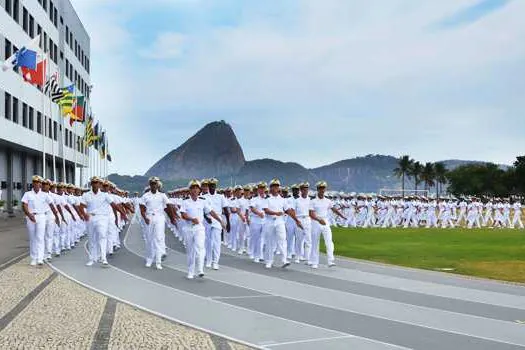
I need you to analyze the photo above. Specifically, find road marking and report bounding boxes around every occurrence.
[212,295,275,300]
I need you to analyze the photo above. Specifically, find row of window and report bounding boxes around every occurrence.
[65,25,89,73]
[4,92,87,154]
[3,0,90,73]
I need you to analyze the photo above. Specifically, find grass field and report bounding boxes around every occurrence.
[328,227,525,283]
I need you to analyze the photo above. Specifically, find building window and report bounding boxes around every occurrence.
[22,102,28,127]
[13,0,19,23]
[37,112,42,134]
[47,118,52,139]
[4,39,12,60]
[4,92,11,120]
[23,7,28,33]
[12,97,18,123]
[69,131,72,148]
[49,39,53,61]
[65,59,69,77]
[43,32,47,52]
[53,8,57,27]
[43,0,47,11]
[65,26,69,44]
[53,121,57,141]
[60,16,63,25]
[29,15,35,38]
[69,33,73,50]
[29,106,34,130]
[53,43,58,63]
[49,1,53,22]
[5,0,12,16]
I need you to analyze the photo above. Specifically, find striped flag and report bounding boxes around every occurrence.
[58,85,75,117]
[44,74,64,102]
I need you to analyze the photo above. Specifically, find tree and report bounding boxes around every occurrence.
[393,155,413,196]
[420,162,435,192]
[446,163,509,197]
[433,162,448,197]
[513,156,525,195]
[408,161,423,192]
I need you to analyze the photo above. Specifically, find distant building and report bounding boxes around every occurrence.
[0,0,90,211]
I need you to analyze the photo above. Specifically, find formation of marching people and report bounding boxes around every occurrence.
[22,174,523,279]
[21,175,132,267]
[330,194,524,230]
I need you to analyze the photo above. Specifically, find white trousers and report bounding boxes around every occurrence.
[229,216,239,251]
[186,224,205,276]
[511,213,524,229]
[264,219,287,266]
[285,217,296,258]
[237,221,248,253]
[295,217,312,261]
[249,222,264,260]
[87,215,109,263]
[205,226,223,265]
[44,214,56,258]
[27,214,46,263]
[145,215,165,265]
[310,221,335,265]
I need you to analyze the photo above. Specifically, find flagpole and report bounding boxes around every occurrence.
[50,76,56,182]
[41,50,47,178]
[74,120,78,186]
[61,112,66,182]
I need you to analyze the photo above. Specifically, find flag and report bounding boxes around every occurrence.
[83,116,94,147]
[44,74,64,102]
[57,85,75,117]
[99,132,106,159]
[107,154,112,162]
[2,35,41,72]
[69,96,85,126]
[21,59,46,86]
[93,122,100,150]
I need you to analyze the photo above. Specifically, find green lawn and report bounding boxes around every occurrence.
[327,227,525,283]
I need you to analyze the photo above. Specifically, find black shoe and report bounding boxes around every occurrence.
[161,254,167,261]
[198,272,205,278]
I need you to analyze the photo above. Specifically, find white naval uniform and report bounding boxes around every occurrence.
[228,197,240,251]
[262,194,289,268]
[511,202,524,229]
[203,192,228,268]
[180,196,212,278]
[249,195,267,262]
[309,196,336,267]
[42,191,57,260]
[141,191,169,267]
[236,197,250,254]
[21,189,54,265]
[81,190,114,264]
[291,195,312,263]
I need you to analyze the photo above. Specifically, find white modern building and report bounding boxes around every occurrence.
[0,0,90,212]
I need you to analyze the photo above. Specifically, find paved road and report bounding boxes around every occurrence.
[48,223,525,350]
[0,217,29,268]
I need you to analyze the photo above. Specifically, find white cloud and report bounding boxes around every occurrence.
[139,32,187,60]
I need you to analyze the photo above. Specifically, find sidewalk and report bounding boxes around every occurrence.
[0,260,251,349]
[0,214,28,268]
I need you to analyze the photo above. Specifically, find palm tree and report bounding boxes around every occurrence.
[434,162,448,197]
[393,155,413,196]
[420,162,435,193]
[408,161,423,192]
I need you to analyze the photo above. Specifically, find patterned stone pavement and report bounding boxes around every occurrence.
[0,221,254,350]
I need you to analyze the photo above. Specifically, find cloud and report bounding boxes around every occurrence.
[70,0,525,175]
[139,32,187,60]
[436,0,512,28]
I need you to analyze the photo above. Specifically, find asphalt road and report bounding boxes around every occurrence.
[48,222,525,350]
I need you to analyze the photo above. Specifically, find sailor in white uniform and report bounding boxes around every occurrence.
[21,175,60,266]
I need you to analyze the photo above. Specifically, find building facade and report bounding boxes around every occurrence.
[0,0,90,212]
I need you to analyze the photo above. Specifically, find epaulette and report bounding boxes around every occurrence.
[198,196,205,200]
[265,195,270,199]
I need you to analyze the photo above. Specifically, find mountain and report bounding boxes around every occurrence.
[145,120,245,180]
[109,121,510,193]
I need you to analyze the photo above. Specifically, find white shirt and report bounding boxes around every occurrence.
[263,194,288,223]
[81,190,113,215]
[21,189,53,214]
[250,195,267,224]
[310,196,334,219]
[293,196,311,217]
[141,191,169,215]
[204,193,228,228]
[181,196,211,227]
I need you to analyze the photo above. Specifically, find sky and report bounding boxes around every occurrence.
[71,0,525,176]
